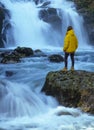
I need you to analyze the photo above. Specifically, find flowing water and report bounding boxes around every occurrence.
[0,0,94,130]
[0,49,94,130]
[1,0,91,49]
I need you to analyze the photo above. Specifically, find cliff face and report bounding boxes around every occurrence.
[73,0,94,45]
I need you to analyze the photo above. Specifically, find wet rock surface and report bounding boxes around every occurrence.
[0,47,34,64]
[42,70,94,114]
[48,54,64,63]
[0,2,13,48]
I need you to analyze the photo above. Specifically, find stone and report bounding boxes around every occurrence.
[42,70,94,114]
[48,54,64,63]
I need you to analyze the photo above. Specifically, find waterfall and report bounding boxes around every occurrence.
[0,1,94,129]
[1,0,90,49]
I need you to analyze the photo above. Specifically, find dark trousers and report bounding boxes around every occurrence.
[64,52,74,68]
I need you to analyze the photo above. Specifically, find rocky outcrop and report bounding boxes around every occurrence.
[42,70,94,114]
[0,47,34,64]
[14,46,34,57]
[37,1,62,32]
[0,47,65,64]
[39,7,62,31]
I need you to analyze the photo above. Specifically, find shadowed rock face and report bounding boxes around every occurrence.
[39,7,62,31]
[0,3,5,47]
[42,70,94,114]
[0,2,12,48]
[72,0,94,45]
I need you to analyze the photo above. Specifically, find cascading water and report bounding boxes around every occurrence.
[1,0,90,49]
[50,0,90,46]
[0,0,94,130]
[0,80,58,117]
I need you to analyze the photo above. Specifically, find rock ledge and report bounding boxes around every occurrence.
[42,70,94,114]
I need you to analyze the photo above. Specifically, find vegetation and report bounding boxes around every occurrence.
[73,0,94,15]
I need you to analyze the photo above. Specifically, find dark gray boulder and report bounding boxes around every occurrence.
[48,54,64,63]
[42,70,94,114]
[0,47,34,64]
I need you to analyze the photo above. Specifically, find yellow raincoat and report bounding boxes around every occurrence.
[63,29,78,53]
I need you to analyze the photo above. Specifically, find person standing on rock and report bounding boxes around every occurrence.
[62,26,78,71]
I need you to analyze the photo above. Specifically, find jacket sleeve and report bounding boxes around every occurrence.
[63,35,69,52]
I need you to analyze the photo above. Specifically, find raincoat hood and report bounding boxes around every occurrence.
[68,29,75,35]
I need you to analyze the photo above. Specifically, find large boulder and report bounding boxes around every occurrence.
[0,47,34,64]
[48,54,64,63]
[14,46,34,57]
[39,7,62,31]
[0,53,21,64]
[42,70,94,114]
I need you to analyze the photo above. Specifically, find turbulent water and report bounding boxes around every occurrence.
[0,0,94,130]
[0,49,94,130]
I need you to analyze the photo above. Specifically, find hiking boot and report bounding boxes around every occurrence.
[70,67,74,71]
[62,67,67,71]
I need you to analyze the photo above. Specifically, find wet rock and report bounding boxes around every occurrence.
[34,49,47,57]
[89,30,94,43]
[39,7,62,30]
[5,71,15,77]
[48,54,64,63]
[0,50,12,57]
[14,46,34,57]
[33,0,44,5]
[0,2,13,48]
[42,70,94,114]
[0,53,21,64]
[0,5,5,48]
[56,111,72,116]
[0,47,34,64]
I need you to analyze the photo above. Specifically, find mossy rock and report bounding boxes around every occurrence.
[42,70,94,114]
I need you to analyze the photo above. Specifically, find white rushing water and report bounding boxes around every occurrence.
[0,49,94,130]
[1,0,91,49]
[0,0,94,130]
